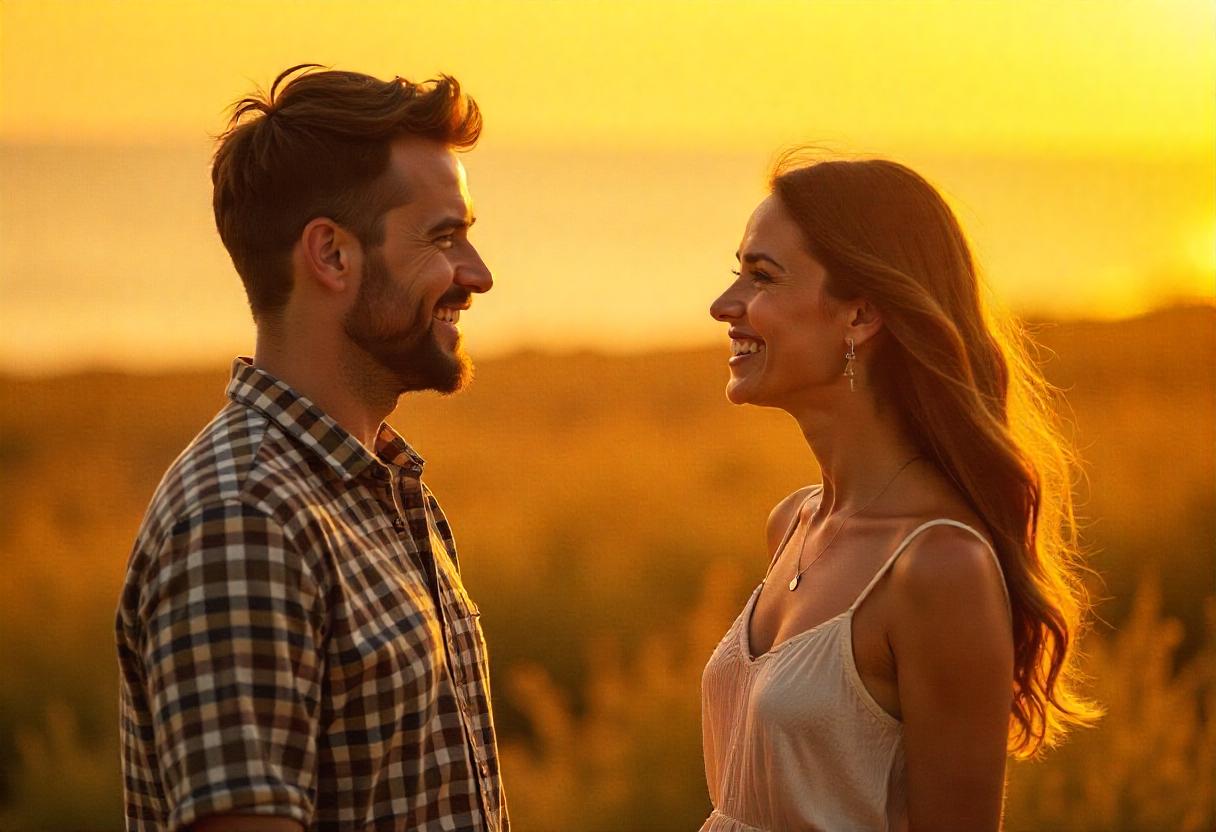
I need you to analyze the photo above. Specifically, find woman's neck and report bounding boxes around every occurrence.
[791,390,924,518]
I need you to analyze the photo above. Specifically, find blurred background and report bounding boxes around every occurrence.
[1,1,1213,829]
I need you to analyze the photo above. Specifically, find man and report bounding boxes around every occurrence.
[115,65,507,831]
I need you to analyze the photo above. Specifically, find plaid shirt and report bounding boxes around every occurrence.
[116,357,508,831]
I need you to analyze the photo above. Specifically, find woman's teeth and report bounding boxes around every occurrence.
[730,338,765,356]
[434,307,461,324]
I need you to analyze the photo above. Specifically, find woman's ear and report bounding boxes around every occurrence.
[845,299,884,348]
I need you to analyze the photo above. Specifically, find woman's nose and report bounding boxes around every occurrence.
[710,290,743,322]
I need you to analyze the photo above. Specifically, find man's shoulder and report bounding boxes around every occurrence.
[120,400,338,626]
[135,400,326,548]
[138,402,260,536]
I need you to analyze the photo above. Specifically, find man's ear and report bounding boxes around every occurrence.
[298,217,358,294]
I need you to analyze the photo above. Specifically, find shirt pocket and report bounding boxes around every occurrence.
[442,586,503,804]
[444,582,490,691]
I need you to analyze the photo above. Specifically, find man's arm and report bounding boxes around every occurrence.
[140,501,324,832]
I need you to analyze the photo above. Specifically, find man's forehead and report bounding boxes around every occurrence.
[384,139,473,219]
[389,137,462,185]
[450,158,471,204]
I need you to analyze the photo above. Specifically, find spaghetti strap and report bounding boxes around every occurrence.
[848,518,1012,616]
[763,485,825,578]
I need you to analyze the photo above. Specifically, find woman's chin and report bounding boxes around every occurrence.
[726,375,797,410]
[725,376,759,405]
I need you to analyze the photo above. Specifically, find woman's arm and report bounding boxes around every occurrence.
[887,523,1015,832]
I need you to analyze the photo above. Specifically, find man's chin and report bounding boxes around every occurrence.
[431,353,473,395]
[399,344,473,396]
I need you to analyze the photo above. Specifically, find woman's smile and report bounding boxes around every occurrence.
[729,330,767,365]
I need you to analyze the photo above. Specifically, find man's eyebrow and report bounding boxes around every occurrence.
[426,215,476,236]
[735,250,786,271]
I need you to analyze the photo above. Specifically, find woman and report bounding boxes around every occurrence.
[700,155,1100,832]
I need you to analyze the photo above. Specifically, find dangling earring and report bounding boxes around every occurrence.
[844,338,857,392]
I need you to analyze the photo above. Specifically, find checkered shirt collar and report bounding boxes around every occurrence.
[225,356,426,482]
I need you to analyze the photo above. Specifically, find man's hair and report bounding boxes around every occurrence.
[211,64,482,320]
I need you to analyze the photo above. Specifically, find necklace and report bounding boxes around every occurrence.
[787,455,922,591]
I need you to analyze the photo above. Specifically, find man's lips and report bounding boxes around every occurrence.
[433,296,470,325]
[435,292,473,313]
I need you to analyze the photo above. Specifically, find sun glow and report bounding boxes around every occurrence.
[1186,221,1216,279]
[1,0,1212,372]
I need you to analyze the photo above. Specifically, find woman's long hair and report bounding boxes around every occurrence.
[771,153,1102,758]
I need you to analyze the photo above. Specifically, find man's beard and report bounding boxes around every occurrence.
[343,248,472,394]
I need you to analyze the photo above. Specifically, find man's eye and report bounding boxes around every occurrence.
[435,235,455,250]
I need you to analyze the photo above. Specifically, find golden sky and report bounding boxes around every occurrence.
[3,0,1212,154]
[1,1,1213,372]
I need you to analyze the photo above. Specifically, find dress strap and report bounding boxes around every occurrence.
[848,518,1012,616]
[763,485,825,578]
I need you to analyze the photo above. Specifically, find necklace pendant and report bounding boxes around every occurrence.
[788,575,800,591]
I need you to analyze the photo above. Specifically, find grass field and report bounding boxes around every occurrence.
[0,304,1212,830]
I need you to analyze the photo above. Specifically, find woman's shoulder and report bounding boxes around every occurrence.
[884,475,1000,573]
[763,484,823,556]
[886,519,1012,634]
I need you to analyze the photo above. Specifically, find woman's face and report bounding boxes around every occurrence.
[709,194,849,409]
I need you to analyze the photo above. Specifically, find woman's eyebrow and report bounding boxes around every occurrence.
[736,250,786,271]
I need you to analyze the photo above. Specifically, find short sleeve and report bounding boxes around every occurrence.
[139,501,324,831]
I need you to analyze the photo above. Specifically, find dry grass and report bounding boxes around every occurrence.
[0,305,1211,830]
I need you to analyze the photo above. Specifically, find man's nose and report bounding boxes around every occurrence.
[456,246,493,294]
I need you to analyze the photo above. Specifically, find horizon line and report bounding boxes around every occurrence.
[3,300,1211,382]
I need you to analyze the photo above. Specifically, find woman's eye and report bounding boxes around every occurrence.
[731,267,771,284]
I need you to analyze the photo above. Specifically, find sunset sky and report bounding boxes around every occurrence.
[1,0,1213,372]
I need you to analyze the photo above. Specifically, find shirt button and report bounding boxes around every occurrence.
[392,517,406,532]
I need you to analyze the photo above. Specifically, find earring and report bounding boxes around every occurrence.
[844,338,857,392]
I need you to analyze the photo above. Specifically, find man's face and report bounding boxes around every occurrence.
[343,138,492,394]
